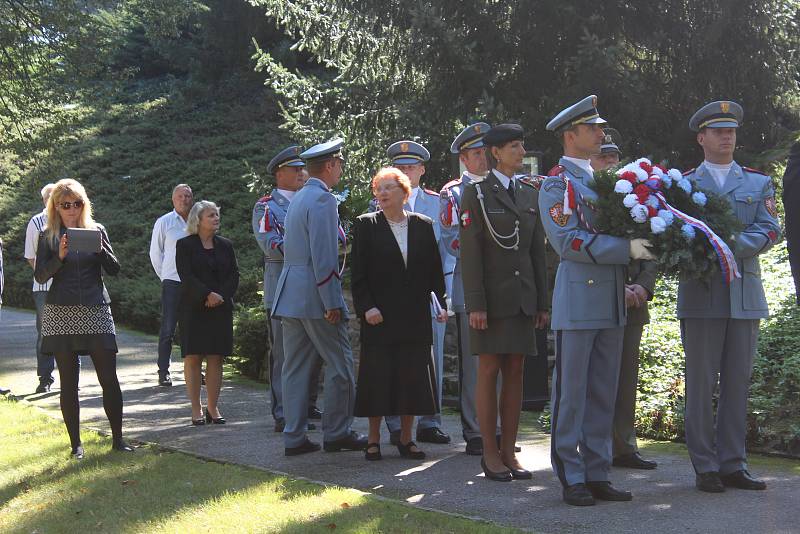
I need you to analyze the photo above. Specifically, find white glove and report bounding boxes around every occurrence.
[630,238,656,261]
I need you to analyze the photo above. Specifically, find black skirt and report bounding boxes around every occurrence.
[178,301,233,357]
[354,342,438,417]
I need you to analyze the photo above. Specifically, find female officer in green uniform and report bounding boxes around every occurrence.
[459,124,549,481]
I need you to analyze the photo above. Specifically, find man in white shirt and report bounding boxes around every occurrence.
[24,183,56,393]
[149,184,193,386]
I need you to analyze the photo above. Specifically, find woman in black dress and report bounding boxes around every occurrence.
[176,201,239,425]
[352,167,448,461]
[34,178,132,459]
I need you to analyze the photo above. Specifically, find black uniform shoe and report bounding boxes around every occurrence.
[158,373,172,387]
[389,430,401,446]
[274,418,285,433]
[465,437,483,456]
[307,406,323,420]
[285,438,321,456]
[720,470,767,490]
[35,380,52,393]
[586,481,632,501]
[495,434,521,452]
[696,471,725,493]
[416,427,451,444]
[323,431,368,452]
[563,483,595,506]
[613,452,657,470]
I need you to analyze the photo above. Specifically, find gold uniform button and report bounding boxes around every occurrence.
[587,279,594,285]
[747,196,753,203]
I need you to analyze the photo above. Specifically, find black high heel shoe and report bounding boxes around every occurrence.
[112,439,134,452]
[397,440,425,460]
[205,408,226,425]
[481,457,512,482]
[503,461,532,480]
[71,445,84,460]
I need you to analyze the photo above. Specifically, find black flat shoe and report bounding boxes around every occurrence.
[365,443,382,461]
[397,440,426,460]
[563,483,595,506]
[285,438,321,456]
[416,427,450,444]
[481,457,512,482]
[204,408,226,424]
[613,452,657,470]
[71,445,84,460]
[586,481,632,501]
[696,471,725,493]
[720,470,766,490]
[112,439,134,452]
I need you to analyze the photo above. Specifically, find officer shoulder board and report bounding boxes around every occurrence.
[682,168,696,177]
[423,188,439,197]
[442,178,461,190]
[258,194,272,203]
[548,164,565,177]
[743,166,768,176]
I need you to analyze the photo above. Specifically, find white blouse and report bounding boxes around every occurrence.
[387,216,409,266]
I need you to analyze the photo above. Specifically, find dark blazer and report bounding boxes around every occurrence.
[34,225,119,305]
[784,141,800,302]
[175,234,239,310]
[351,211,446,346]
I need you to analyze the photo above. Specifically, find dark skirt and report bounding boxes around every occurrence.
[179,302,233,357]
[40,303,118,355]
[469,312,537,355]
[354,342,438,417]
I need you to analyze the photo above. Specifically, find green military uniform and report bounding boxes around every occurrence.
[459,168,549,354]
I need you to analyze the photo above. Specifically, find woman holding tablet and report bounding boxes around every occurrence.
[35,178,132,459]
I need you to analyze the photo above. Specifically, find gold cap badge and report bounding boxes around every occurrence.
[721,102,730,113]
[401,142,409,152]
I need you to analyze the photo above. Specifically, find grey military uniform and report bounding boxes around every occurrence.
[252,191,323,423]
[679,161,781,475]
[613,258,658,457]
[538,158,631,487]
[272,177,356,448]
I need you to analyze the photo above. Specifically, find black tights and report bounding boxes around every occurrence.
[54,351,123,449]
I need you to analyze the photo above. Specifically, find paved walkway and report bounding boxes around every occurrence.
[1,308,798,533]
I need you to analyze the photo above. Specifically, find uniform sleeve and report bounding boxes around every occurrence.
[310,193,344,311]
[149,217,164,279]
[734,176,782,259]
[350,218,376,318]
[537,177,630,265]
[632,259,658,299]
[439,185,461,260]
[459,185,487,312]
[529,206,549,311]
[175,238,211,304]
[252,200,284,260]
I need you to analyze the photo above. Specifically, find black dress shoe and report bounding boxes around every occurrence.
[285,438,321,456]
[398,440,426,460]
[503,462,532,480]
[158,373,172,387]
[36,378,53,393]
[563,483,595,506]
[274,418,285,432]
[696,471,725,493]
[481,457,512,482]
[495,434,521,452]
[586,481,632,501]
[389,430,400,446]
[307,406,323,420]
[112,439,135,452]
[323,431,368,452]
[613,452,657,470]
[365,443,382,461]
[465,437,483,456]
[417,427,451,444]
[720,470,767,490]
[71,445,85,460]
[204,408,226,424]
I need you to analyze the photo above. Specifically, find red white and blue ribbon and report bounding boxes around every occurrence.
[654,192,740,284]
[562,175,598,233]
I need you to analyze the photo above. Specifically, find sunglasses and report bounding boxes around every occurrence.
[59,200,84,210]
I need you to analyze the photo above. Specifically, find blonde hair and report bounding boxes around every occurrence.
[371,167,412,199]
[186,200,219,235]
[45,179,96,246]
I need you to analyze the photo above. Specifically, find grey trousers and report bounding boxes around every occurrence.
[551,328,624,487]
[681,318,759,475]
[386,317,445,432]
[268,311,323,421]
[612,321,645,457]
[281,316,356,448]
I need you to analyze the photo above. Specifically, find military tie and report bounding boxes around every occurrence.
[507,180,516,203]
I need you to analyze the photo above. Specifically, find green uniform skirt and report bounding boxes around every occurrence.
[469,312,537,355]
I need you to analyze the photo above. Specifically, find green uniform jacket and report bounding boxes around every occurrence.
[626,259,658,326]
[459,172,548,318]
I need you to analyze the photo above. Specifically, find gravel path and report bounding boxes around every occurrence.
[2,307,798,533]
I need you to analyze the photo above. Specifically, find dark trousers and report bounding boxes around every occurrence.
[157,280,181,374]
[33,291,56,381]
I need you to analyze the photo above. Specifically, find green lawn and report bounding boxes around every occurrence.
[0,399,519,534]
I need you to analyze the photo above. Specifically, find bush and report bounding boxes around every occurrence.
[231,304,269,382]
